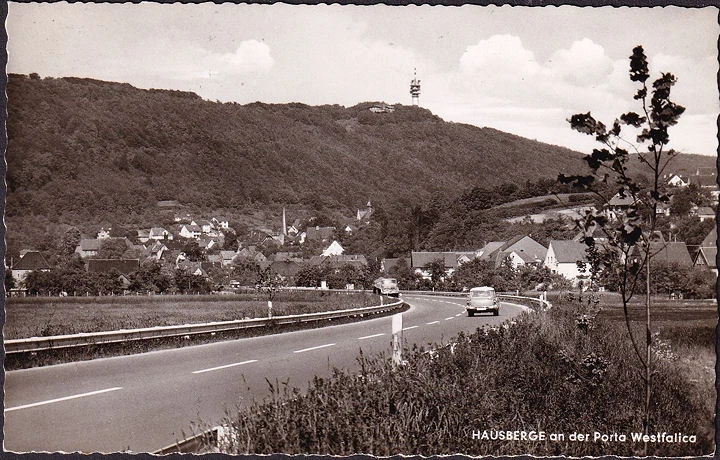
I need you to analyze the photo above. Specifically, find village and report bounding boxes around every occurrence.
[8,167,718,298]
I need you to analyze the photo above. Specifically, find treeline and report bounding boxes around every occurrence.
[386,257,572,293]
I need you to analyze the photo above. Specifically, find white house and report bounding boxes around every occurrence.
[667,174,689,187]
[179,223,202,239]
[149,227,172,240]
[544,240,590,286]
[322,240,345,256]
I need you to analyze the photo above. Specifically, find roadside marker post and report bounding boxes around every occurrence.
[268,300,273,318]
[392,313,402,368]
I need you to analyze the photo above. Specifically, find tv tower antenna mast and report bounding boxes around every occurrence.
[410,69,421,106]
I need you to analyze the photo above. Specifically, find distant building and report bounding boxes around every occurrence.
[322,240,344,256]
[369,104,395,113]
[75,239,101,258]
[694,227,717,276]
[667,174,689,187]
[306,226,335,243]
[12,251,51,284]
[410,251,477,280]
[86,259,140,275]
[149,227,172,240]
[543,240,589,285]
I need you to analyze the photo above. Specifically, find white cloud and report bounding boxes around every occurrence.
[459,34,541,82]
[547,38,614,87]
[210,40,274,76]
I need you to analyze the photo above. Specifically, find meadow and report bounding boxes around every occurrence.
[211,294,715,456]
[4,290,375,339]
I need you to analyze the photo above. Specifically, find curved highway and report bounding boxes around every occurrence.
[4,295,528,453]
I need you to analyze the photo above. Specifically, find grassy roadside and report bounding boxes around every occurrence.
[4,291,375,339]
[5,291,403,370]
[210,295,715,456]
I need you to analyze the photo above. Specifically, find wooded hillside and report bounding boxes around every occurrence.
[7,74,591,222]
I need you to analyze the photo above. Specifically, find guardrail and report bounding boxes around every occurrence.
[402,290,551,311]
[154,426,220,454]
[5,299,405,355]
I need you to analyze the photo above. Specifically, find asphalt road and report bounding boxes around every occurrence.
[3,295,528,454]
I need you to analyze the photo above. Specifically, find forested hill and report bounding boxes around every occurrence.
[7,74,591,222]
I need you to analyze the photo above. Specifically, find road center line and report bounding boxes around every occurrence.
[426,321,440,325]
[444,317,455,320]
[192,359,258,374]
[5,387,123,413]
[294,343,336,354]
[402,326,418,331]
[358,333,385,340]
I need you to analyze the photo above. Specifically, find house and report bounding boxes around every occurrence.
[650,242,694,267]
[310,254,368,270]
[667,174,689,187]
[269,256,306,281]
[656,203,671,217]
[220,250,238,267]
[149,227,172,240]
[75,239,101,258]
[149,241,168,261]
[86,259,140,275]
[381,257,412,274]
[693,206,715,222]
[236,247,267,264]
[137,229,151,243]
[211,217,229,229]
[206,254,222,264]
[177,260,206,277]
[198,220,214,234]
[605,192,640,220]
[197,234,219,250]
[543,240,590,285]
[322,240,344,256]
[691,174,719,204]
[694,246,717,276]
[478,236,547,268]
[179,223,202,239]
[410,251,477,280]
[97,228,111,239]
[369,104,395,113]
[357,201,373,221]
[11,251,51,284]
[306,226,335,243]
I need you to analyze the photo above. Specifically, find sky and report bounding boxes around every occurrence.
[7,3,720,156]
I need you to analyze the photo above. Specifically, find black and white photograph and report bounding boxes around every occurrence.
[2,2,718,456]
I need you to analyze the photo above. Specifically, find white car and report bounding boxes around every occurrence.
[466,286,499,317]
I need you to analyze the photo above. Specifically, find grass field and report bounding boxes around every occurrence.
[4,291,375,339]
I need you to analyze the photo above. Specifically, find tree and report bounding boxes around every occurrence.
[5,268,15,292]
[96,238,128,259]
[559,45,685,449]
[59,227,81,257]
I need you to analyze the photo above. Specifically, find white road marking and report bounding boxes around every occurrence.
[426,321,440,325]
[294,343,336,354]
[5,387,123,413]
[444,317,454,320]
[402,326,418,331]
[358,333,385,340]
[192,359,258,374]
[455,313,463,317]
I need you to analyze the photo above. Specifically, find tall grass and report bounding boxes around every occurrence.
[214,297,714,456]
